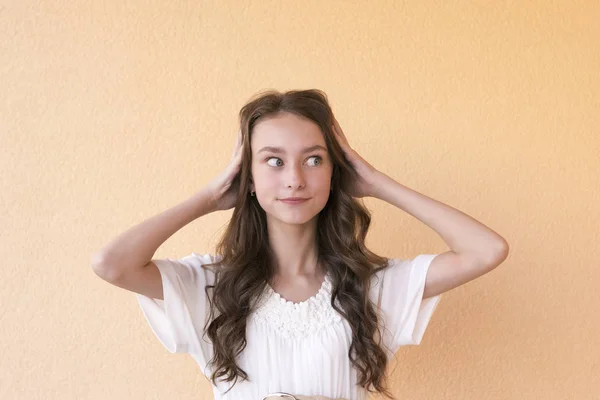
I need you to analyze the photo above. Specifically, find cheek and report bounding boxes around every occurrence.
[255,172,277,190]
[253,175,280,199]
[315,168,334,187]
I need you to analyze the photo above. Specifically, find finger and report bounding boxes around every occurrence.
[331,115,345,136]
[333,118,346,140]
[236,128,242,148]
[332,124,348,147]
[232,128,242,158]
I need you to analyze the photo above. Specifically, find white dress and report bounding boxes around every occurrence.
[136,252,442,400]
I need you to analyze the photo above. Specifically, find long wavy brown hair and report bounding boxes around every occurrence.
[202,89,395,398]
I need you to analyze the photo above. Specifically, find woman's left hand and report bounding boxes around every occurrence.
[331,116,379,198]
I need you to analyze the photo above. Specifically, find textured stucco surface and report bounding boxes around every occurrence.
[1,1,598,399]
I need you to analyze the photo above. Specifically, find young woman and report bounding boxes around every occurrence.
[92,89,509,400]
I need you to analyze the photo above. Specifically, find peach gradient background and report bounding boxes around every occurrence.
[1,1,598,399]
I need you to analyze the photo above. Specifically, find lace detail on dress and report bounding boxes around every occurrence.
[250,274,343,340]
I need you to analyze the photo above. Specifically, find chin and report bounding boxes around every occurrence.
[281,215,316,225]
[264,207,317,226]
[261,197,328,224]
[272,211,316,226]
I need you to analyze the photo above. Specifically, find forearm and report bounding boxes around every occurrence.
[91,187,217,275]
[370,171,508,262]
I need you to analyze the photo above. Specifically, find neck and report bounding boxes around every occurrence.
[266,216,324,278]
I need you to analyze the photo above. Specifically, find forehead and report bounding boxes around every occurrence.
[251,113,325,151]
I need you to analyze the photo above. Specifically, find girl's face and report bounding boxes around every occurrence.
[250,112,334,226]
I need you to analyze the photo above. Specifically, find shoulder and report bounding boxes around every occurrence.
[181,252,223,267]
[156,252,223,287]
[368,254,437,295]
[372,255,437,277]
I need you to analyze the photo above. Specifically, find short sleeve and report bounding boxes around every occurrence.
[370,254,442,357]
[135,252,218,367]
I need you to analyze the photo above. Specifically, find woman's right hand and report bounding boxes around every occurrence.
[206,128,245,211]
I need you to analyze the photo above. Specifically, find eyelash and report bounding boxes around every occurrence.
[265,155,323,167]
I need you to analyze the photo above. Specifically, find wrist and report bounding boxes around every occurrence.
[369,170,389,199]
[191,187,218,216]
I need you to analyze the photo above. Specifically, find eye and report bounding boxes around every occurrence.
[266,157,283,167]
[265,155,323,167]
[307,156,323,166]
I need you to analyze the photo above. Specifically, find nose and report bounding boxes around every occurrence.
[285,163,306,189]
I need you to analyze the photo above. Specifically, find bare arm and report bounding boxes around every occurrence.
[371,171,509,298]
[91,129,243,299]
[329,115,508,299]
[91,187,217,282]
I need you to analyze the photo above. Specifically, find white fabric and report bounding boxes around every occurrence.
[136,252,442,400]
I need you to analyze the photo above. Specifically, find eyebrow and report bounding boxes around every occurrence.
[257,145,328,154]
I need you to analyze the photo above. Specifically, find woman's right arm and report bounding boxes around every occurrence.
[91,129,243,299]
[90,188,217,299]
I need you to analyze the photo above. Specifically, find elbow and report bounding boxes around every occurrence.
[486,239,510,267]
[498,238,510,258]
[90,252,122,282]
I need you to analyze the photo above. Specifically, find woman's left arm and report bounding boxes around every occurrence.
[331,116,509,298]
[370,171,509,298]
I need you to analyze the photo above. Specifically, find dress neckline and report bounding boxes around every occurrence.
[252,273,342,340]
[265,273,330,307]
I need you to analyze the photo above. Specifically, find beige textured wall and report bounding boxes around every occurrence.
[2,1,598,399]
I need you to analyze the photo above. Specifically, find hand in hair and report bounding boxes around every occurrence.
[206,128,244,211]
[331,115,379,198]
